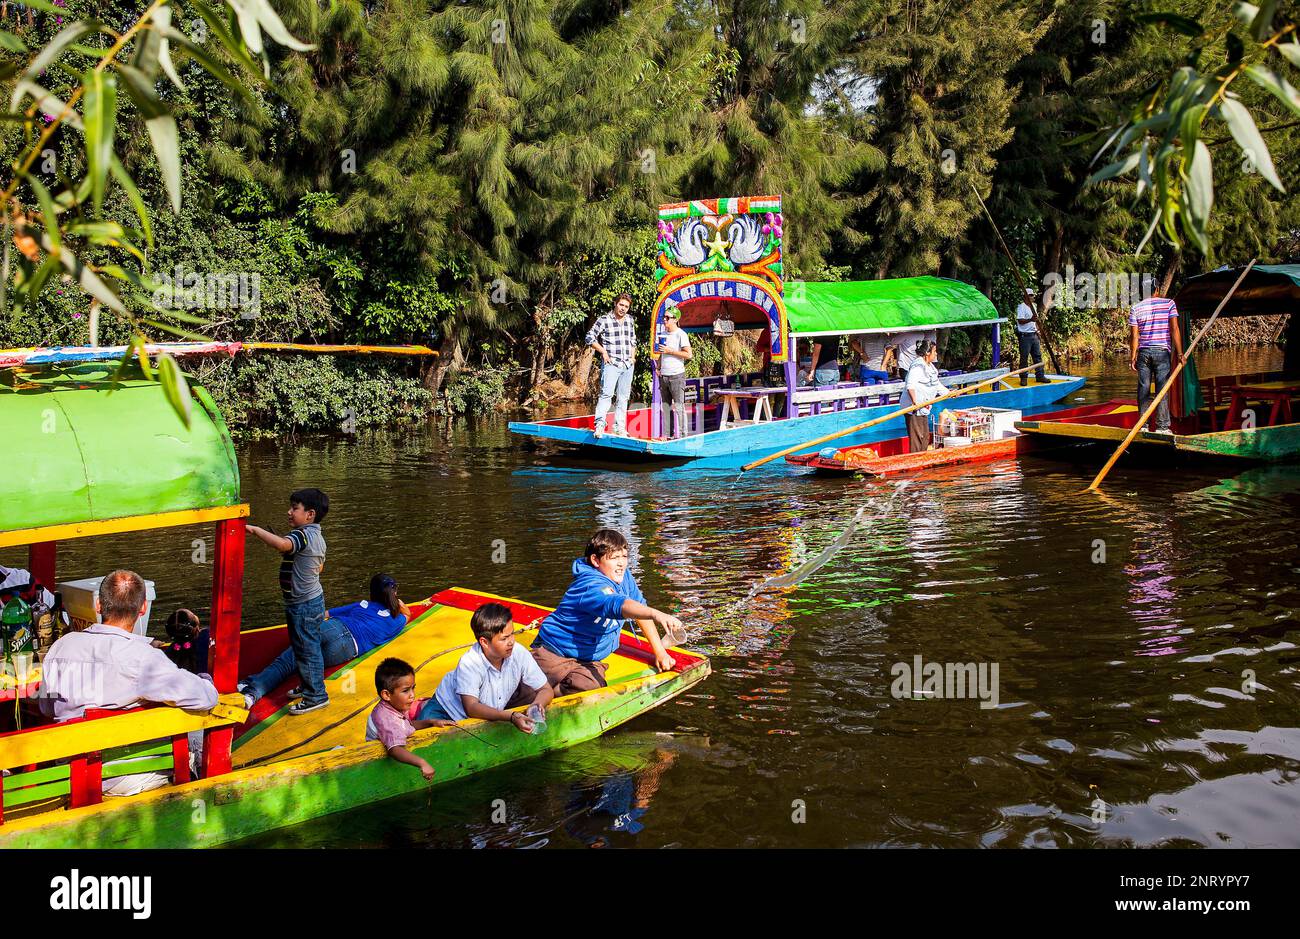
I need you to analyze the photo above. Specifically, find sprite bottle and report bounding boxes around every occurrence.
[1,595,35,666]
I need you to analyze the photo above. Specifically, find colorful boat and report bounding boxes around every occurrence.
[1013,265,1300,470]
[509,194,1086,467]
[0,364,707,848]
[786,400,1137,476]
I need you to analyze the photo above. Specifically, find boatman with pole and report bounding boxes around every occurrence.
[1128,288,1184,434]
[1015,289,1047,385]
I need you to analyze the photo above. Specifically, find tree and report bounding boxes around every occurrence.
[1,0,311,423]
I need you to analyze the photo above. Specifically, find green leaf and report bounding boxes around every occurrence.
[1178,102,1206,150]
[82,68,117,216]
[161,27,258,104]
[1250,0,1277,41]
[1277,40,1300,70]
[98,263,159,294]
[235,0,316,53]
[227,0,265,57]
[116,62,168,118]
[1227,32,1244,65]
[1184,139,1213,233]
[23,172,61,251]
[109,155,153,249]
[20,253,60,306]
[145,113,181,213]
[133,11,162,77]
[1245,64,1300,116]
[22,20,98,83]
[1085,150,1140,185]
[1135,208,1162,257]
[156,348,192,426]
[143,318,211,342]
[157,348,195,426]
[10,80,83,129]
[8,0,69,13]
[1134,12,1203,38]
[48,240,126,314]
[155,7,184,91]
[67,221,126,241]
[0,30,27,53]
[1218,98,1284,191]
[1232,2,1260,28]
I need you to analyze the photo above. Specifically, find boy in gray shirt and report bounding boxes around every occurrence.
[245,488,332,715]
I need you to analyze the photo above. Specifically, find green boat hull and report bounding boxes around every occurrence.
[0,662,707,849]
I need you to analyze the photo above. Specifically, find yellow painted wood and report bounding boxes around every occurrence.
[0,504,249,548]
[232,604,655,768]
[0,700,242,770]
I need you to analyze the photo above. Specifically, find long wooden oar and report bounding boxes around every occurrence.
[1085,260,1256,493]
[969,182,1065,376]
[742,361,1049,472]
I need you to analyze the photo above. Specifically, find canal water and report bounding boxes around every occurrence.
[15,348,1299,848]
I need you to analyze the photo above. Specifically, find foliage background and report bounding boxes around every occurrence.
[2,0,1295,437]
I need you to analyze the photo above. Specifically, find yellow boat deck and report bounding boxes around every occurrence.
[232,601,655,769]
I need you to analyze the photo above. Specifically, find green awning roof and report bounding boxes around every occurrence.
[1174,264,1300,317]
[782,276,1001,336]
[0,364,241,535]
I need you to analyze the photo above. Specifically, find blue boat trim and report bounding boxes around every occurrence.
[510,373,1087,468]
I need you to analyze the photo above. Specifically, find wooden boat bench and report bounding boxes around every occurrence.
[0,696,246,823]
[1225,383,1298,430]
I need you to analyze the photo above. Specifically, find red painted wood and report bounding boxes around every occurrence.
[69,752,103,808]
[27,541,56,591]
[211,519,246,695]
[237,624,291,677]
[171,735,190,785]
[203,727,232,777]
[428,588,551,626]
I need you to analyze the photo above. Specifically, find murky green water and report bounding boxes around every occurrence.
[11,348,1298,847]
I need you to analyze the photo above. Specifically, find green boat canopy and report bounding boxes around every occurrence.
[0,364,241,536]
[782,276,1002,337]
[1174,264,1300,317]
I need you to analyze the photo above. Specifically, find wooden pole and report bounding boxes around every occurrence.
[968,183,1065,376]
[741,361,1048,472]
[1085,260,1256,493]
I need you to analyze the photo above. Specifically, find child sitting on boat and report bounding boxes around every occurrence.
[531,529,680,696]
[156,608,211,676]
[366,657,456,780]
[240,573,412,710]
[424,602,554,732]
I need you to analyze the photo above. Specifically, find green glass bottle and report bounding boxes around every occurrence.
[1,595,34,664]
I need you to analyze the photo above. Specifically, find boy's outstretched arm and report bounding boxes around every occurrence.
[461,694,536,733]
[246,524,294,553]
[620,599,679,673]
[387,745,435,780]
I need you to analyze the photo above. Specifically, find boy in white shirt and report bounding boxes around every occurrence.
[426,603,555,732]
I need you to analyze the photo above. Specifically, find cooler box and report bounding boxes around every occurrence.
[57,576,157,637]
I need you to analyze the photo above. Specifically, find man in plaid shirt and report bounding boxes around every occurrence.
[586,293,637,437]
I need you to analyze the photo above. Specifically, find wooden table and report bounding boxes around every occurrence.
[1225,382,1299,430]
[714,387,786,430]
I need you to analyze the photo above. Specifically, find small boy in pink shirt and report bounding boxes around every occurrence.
[365,657,455,779]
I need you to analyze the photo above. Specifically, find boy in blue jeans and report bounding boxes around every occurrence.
[532,529,680,696]
[246,488,330,716]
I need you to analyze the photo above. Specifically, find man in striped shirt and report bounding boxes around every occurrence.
[1128,291,1184,434]
[586,293,637,437]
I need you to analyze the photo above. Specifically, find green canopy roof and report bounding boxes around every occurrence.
[782,276,1001,337]
[0,364,241,535]
[1174,264,1300,318]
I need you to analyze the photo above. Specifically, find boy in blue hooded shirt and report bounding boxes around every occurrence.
[532,528,681,696]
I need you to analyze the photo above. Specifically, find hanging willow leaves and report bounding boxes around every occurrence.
[1218,96,1284,190]
[82,68,118,215]
[157,353,194,428]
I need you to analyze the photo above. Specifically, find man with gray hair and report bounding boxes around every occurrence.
[40,569,217,795]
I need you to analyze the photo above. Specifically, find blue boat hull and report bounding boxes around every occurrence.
[509,376,1087,468]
